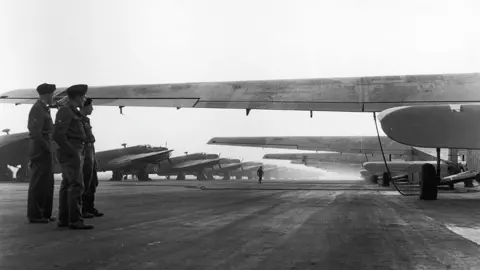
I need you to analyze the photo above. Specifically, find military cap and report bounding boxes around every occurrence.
[66,84,88,97]
[36,83,56,95]
[83,97,93,107]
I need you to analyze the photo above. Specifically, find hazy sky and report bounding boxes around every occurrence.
[1,0,479,170]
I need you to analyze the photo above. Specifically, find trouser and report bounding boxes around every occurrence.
[57,145,85,224]
[258,175,263,183]
[27,152,54,219]
[82,145,98,213]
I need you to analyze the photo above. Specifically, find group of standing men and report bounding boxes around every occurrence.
[27,83,103,230]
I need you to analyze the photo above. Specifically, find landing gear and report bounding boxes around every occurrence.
[371,175,379,184]
[206,172,214,180]
[419,163,438,200]
[16,166,30,182]
[0,165,13,182]
[464,179,474,188]
[177,173,186,180]
[223,172,231,180]
[110,170,124,181]
[136,170,150,181]
[235,175,242,180]
[382,172,391,187]
[196,171,207,181]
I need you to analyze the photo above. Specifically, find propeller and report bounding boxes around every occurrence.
[241,158,244,171]
[2,128,10,135]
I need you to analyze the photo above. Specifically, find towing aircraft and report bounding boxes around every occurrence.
[89,144,173,181]
[2,72,480,199]
[0,132,173,181]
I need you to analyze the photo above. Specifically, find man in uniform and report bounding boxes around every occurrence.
[27,83,56,223]
[257,166,264,184]
[80,97,104,218]
[53,84,93,230]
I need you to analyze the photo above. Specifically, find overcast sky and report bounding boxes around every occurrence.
[1,0,479,172]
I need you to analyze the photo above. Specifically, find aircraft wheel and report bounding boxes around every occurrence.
[475,174,480,184]
[197,172,207,181]
[371,175,379,184]
[177,173,186,180]
[382,172,391,187]
[137,171,150,181]
[0,167,14,182]
[464,179,474,188]
[235,176,241,180]
[16,166,30,182]
[110,171,123,181]
[419,163,438,200]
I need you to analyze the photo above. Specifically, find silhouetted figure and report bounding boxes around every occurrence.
[257,166,264,184]
[27,83,56,224]
[53,84,93,230]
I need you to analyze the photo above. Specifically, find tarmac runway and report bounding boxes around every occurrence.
[2,179,480,269]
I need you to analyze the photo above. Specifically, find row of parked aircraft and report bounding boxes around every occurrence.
[1,72,479,199]
[0,129,322,182]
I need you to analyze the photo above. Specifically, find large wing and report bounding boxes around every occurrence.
[207,136,413,155]
[107,149,173,168]
[172,158,222,170]
[2,73,480,112]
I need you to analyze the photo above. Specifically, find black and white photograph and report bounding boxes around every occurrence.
[1,0,480,269]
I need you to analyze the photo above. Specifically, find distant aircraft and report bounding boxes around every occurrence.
[3,72,480,199]
[207,136,466,179]
[0,134,173,181]
[150,152,223,180]
[207,158,243,180]
[264,152,400,179]
[85,144,173,181]
[230,161,263,180]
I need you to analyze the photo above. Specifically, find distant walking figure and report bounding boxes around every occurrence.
[257,166,264,184]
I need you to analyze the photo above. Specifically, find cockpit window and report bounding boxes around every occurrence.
[143,144,152,148]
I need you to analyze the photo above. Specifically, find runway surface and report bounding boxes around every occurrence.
[2,179,480,269]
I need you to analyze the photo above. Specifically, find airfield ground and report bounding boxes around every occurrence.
[2,178,480,269]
